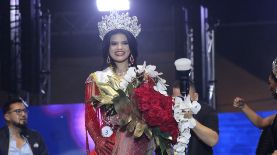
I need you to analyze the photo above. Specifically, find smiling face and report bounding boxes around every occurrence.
[4,102,28,128]
[109,33,131,64]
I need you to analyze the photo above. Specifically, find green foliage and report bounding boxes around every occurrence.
[152,128,173,155]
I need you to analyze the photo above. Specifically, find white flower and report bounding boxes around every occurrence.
[177,135,190,144]
[153,79,168,96]
[173,95,201,154]
[137,61,163,78]
[173,97,183,106]
[123,67,136,82]
[173,143,186,154]
[174,112,184,122]
[183,130,191,139]
[179,96,192,110]
[191,101,201,114]
[188,118,197,128]
[119,79,129,90]
[178,120,190,131]
[145,65,162,77]
[137,61,146,74]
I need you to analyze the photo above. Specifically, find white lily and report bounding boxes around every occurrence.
[145,65,162,78]
[137,61,146,74]
[153,79,168,96]
[119,79,129,91]
[123,67,137,82]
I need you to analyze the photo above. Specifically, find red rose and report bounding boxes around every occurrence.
[138,101,151,111]
[133,78,179,141]
[160,120,179,141]
[143,108,163,126]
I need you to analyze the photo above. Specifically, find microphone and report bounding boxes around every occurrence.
[174,58,192,97]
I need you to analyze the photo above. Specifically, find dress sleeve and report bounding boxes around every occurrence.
[84,75,102,153]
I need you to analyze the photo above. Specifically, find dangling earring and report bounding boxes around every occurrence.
[129,54,134,65]
[107,56,111,64]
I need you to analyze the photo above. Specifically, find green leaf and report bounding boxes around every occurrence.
[151,127,174,155]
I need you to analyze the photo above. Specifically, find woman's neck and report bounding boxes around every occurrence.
[114,62,129,76]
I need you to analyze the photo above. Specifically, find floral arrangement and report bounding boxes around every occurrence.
[172,58,201,155]
[108,62,179,153]
[173,96,201,154]
[92,61,200,154]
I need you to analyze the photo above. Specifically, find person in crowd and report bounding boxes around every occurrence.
[172,80,219,155]
[233,57,277,155]
[0,96,48,155]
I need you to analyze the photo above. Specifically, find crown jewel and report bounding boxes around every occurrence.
[272,57,277,79]
[98,11,141,40]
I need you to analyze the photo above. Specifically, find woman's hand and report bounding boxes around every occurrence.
[233,97,246,109]
[95,138,114,155]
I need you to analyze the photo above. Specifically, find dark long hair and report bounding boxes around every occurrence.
[102,29,138,69]
[270,72,277,83]
[270,72,277,99]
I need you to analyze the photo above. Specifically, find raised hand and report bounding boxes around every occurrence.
[233,97,246,109]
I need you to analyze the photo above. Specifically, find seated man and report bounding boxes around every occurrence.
[0,96,48,155]
[172,81,219,155]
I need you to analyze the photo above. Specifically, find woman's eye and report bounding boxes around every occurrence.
[110,42,117,45]
[122,41,128,45]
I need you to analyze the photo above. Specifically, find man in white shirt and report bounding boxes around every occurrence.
[0,96,48,155]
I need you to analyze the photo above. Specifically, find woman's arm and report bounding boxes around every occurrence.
[85,78,114,155]
[233,97,275,129]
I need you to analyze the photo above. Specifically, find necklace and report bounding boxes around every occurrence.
[115,67,128,76]
[110,66,128,77]
[116,71,126,76]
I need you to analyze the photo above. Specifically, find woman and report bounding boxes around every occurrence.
[233,57,277,154]
[84,12,152,155]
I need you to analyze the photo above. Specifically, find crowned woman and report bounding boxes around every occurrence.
[84,10,205,155]
[84,11,172,155]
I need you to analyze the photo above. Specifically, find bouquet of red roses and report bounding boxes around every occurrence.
[93,60,199,154]
[134,79,178,141]
[111,62,179,153]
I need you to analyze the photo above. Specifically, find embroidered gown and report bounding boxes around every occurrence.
[85,67,152,155]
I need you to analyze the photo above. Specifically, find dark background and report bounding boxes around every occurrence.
[1,0,277,112]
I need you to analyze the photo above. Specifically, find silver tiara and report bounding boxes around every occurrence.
[273,57,277,79]
[98,11,141,40]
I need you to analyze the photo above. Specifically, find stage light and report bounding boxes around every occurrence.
[96,0,130,12]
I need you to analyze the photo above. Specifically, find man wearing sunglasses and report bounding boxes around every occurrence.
[0,96,48,155]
